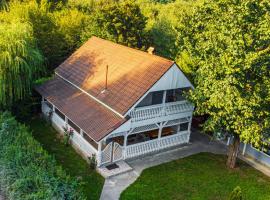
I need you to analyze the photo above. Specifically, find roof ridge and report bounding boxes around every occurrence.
[90,36,174,64]
[55,72,125,119]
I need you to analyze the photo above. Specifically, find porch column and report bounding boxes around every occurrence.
[188,117,192,134]
[177,124,180,132]
[158,124,163,139]
[187,116,193,142]
[52,105,55,112]
[97,141,102,167]
[123,133,128,159]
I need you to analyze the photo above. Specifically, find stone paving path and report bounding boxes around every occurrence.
[100,130,227,200]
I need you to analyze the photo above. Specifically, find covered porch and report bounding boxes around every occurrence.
[99,117,192,166]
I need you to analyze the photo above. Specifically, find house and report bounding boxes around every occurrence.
[36,37,194,167]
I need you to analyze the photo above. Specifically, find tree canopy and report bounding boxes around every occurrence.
[0,21,44,109]
[176,0,270,167]
[81,0,149,49]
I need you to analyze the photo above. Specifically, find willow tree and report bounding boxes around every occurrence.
[0,22,44,109]
[177,0,270,168]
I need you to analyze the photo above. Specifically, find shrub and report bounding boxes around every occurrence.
[88,154,97,170]
[229,186,242,200]
[0,112,86,200]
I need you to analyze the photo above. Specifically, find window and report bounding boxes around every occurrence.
[83,132,98,150]
[152,91,163,105]
[136,91,164,108]
[55,108,65,120]
[68,119,80,133]
[166,87,191,103]
[180,122,189,131]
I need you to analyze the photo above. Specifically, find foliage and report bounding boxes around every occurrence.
[29,117,104,200]
[0,0,88,71]
[229,186,242,200]
[121,153,270,200]
[0,112,85,200]
[177,0,270,148]
[0,21,44,109]
[137,0,203,59]
[88,154,97,170]
[63,126,74,146]
[81,0,150,49]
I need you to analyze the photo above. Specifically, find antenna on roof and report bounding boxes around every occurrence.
[101,65,109,94]
[105,65,109,90]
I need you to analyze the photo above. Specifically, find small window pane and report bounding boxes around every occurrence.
[83,132,98,150]
[55,108,65,120]
[152,91,163,105]
[68,119,80,133]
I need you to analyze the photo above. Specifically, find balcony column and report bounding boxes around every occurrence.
[162,90,167,116]
[162,90,167,104]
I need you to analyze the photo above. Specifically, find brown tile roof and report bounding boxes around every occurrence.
[55,36,174,115]
[36,76,126,142]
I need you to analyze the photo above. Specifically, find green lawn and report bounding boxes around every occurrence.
[28,117,104,200]
[121,153,270,200]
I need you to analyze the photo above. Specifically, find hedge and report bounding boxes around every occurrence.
[0,112,86,200]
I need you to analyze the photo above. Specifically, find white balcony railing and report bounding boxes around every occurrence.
[130,101,194,122]
[125,131,189,159]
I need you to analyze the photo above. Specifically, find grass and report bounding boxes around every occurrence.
[28,117,104,200]
[121,153,270,200]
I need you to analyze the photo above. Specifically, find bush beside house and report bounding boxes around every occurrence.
[0,112,85,200]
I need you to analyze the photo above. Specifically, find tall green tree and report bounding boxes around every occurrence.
[0,22,44,109]
[177,0,270,168]
[81,0,149,49]
[1,0,88,71]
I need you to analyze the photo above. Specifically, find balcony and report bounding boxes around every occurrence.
[129,100,194,123]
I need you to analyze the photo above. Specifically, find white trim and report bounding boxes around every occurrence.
[55,72,124,119]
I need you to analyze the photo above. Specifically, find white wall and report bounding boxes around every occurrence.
[42,102,97,158]
[150,64,193,92]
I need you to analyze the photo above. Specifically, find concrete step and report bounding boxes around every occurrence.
[97,161,133,178]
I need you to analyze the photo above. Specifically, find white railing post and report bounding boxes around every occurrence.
[242,143,247,155]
